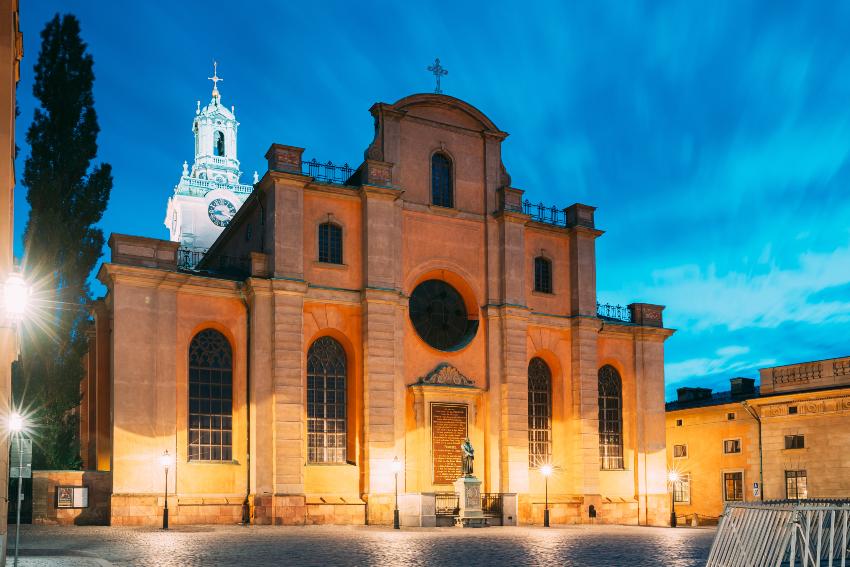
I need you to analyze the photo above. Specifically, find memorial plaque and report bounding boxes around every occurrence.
[431,403,468,484]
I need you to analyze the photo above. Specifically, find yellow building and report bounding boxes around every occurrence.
[0,0,21,549]
[666,355,850,523]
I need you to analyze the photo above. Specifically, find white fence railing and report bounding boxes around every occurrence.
[707,502,850,567]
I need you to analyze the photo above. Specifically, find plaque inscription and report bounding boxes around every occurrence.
[431,403,468,485]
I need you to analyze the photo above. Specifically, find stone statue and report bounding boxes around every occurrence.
[461,437,474,477]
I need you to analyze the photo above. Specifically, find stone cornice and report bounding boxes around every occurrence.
[360,184,403,200]
[99,263,242,299]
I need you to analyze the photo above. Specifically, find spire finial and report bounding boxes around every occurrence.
[208,60,223,100]
[427,58,448,94]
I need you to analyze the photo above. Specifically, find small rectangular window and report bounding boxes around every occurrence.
[788,406,798,415]
[724,472,744,501]
[785,470,808,500]
[784,434,805,450]
[673,473,691,503]
[727,412,736,420]
[676,419,683,427]
[673,444,688,458]
[723,439,741,454]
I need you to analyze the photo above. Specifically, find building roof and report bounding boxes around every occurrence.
[665,386,761,412]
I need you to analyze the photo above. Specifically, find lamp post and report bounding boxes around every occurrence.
[160,450,173,529]
[540,464,553,527]
[9,412,24,567]
[391,456,402,529]
[668,470,679,528]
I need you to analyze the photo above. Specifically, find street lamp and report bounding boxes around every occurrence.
[540,464,553,527]
[668,470,680,528]
[8,411,26,567]
[391,456,402,529]
[3,271,29,321]
[160,450,174,529]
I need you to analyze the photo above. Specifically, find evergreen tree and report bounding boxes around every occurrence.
[17,14,112,469]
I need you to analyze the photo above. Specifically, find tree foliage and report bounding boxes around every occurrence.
[16,13,112,470]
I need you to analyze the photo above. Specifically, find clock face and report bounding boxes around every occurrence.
[208,198,237,227]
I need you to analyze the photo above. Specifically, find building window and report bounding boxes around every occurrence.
[676,419,683,427]
[788,406,798,415]
[213,131,225,157]
[727,412,736,420]
[673,444,688,458]
[528,357,552,468]
[318,222,343,264]
[785,470,808,500]
[673,473,691,503]
[307,336,347,464]
[431,152,453,208]
[724,472,744,501]
[598,365,624,470]
[188,329,233,462]
[784,434,805,450]
[723,439,742,454]
[534,257,553,294]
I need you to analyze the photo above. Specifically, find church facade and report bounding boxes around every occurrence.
[82,92,674,527]
[164,65,255,253]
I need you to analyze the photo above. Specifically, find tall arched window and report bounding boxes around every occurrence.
[534,257,552,294]
[318,222,343,264]
[214,131,225,157]
[528,357,552,468]
[598,365,624,470]
[188,329,233,461]
[431,152,453,208]
[307,336,347,463]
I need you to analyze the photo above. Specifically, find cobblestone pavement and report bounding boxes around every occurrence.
[13,524,716,566]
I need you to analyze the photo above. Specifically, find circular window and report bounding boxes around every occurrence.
[409,279,477,351]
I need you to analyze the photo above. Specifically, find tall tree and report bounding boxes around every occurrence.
[16,14,112,469]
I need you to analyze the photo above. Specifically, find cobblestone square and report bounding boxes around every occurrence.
[12,524,716,566]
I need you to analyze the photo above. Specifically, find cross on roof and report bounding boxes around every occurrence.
[208,61,223,97]
[427,58,448,94]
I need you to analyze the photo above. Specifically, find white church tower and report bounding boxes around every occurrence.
[165,62,255,252]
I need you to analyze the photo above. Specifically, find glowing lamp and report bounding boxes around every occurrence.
[8,412,23,433]
[668,470,680,483]
[540,464,553,478]
[4,272,29,321]
[160,449,174,471]
[391,456,402,474]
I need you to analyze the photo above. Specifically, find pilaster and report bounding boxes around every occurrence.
[245,279,274,499]
[498,304,531,494]
[570,317,602,497]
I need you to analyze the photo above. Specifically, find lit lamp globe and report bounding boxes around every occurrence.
[668,471,680,484]
[540,464,553,478]
[8,412,24,433]
[160,450,174,471]
[391,457,402,474]
[4,272,29,321]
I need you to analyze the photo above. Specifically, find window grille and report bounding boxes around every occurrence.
[598,365,624,470]
[788,406,798,415]
[534,257,553,294]
[307,336,347,463]
[673,473,691,503]
[785,470,808,500]
[724,472,744,501]
[724,439,742,454]
[727,412,736,420]
[784,434,805,450]
[676,419,683,427]
[528,357,552,468]
[431,153,453,208]
[188,329,233,461]
[673,444,688,458]
[318,222,343,264]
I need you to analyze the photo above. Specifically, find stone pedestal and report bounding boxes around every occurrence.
[453,476,486,527]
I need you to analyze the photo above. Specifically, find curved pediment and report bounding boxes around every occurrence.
[415,363,475,387]
[391,93,503,134]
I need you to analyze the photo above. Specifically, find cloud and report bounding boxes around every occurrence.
[716,345,749,357]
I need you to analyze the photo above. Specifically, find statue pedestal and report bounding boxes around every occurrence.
[453,475,486,528]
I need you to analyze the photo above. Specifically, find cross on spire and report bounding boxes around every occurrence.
[427,58,448,94]
[208,61,223,99]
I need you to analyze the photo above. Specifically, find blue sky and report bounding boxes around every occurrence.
[13,1,850,399]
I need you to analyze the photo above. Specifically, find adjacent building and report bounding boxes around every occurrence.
[81,92,675,527]
[666,355,850,522]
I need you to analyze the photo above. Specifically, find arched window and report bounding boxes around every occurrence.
[318,222,343,264]
[307,336,347,463]
[598,365,624,470]
[188,329,233,461]
[431,152,453,208]
[528,357,552,468]
[534,257,552,294]
[214,131,225,157]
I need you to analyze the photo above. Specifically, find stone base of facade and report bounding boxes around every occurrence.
[252,495,365,525]
[518,494,644,525]
[365,493,394,525]
[643,494,670,527]
[111,494,246,526]
[33,470,112,526]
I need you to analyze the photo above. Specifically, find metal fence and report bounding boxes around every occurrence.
[596,302,632,323]
[503,198,568,227]
[302,159,355,185]
[177,248,207,270]
[482,493,503,517]
[178,248,249,278]
[435,492,459,516]
[707,502,850,567]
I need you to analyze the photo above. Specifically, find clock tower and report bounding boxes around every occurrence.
[165,62,255,254]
